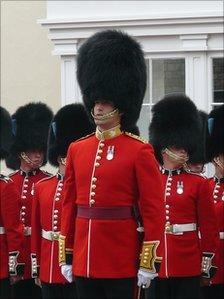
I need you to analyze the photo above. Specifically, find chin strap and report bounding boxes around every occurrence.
[213,156,224,170]
[163,148,189,165]
[20,152,43,168]
[91,108,119,122]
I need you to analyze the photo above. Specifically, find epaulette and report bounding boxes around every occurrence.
[75,132,95,143]
[0,174,12,183]
[9,170,19,177]
[36,175,55,185]
[124,132,148,144]
[40,170,52,177]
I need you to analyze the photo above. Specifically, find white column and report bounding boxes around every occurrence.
[181,35,208,111]
[60,55,82,106]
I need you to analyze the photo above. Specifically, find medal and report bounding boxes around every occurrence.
[106,146,115,160]
[177,181,184,194]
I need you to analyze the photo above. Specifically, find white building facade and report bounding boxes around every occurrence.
[39,0,223,138]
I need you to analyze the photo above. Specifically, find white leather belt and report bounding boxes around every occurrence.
[220,232,224,240]
[0,227,5,234]
[165,223,197,235]
[24,226,32,236]
[42,229,60,241]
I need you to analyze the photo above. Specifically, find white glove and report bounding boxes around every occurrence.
[137,269,158,288]
[61,264,73,283]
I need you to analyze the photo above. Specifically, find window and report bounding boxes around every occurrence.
[138,58,185,139]
[212,57,224,109]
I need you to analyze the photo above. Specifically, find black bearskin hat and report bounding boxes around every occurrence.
[6,102,53,169]
[48,103,95,167]
[0,107,14,160]
[77,30,146,130]
[206,104,224,162]
[188,110,208,164]
[149,93,200,163]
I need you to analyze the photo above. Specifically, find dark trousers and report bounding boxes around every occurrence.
[41,282,77,299]
[11,279,42,299]
[201,284,224,299]
[0,278,11,299]
[75,276,136,299]
[146,276,201,299]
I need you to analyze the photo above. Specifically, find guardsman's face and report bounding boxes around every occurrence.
[25,150,44,169]
[214,154,224,176]
[93,100,121,129]
[93,100,115,118]
[162,146,189,168]
[169,147,188,159]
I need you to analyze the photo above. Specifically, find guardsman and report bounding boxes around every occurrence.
[0,107,25,299]
[148,94,219,299]
[7,102,53,299]
[31,103,94,299]
[59,30,165,299]
[201,104,224,299]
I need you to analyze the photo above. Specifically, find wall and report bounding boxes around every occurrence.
[1,0,61,174]
[47,1,222,19]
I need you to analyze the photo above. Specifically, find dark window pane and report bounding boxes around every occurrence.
[213,58,224,103]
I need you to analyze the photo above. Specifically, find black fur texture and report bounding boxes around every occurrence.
[48,103,95,167]
[0,107,14,160]
[6,102,53,169]
[149,93,200,163]
[77,30,146,130]
[189,110,208,164]
[206,104,224,162]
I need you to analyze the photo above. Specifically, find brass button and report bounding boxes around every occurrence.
[95,162,100,167]
[96,156,101,160]
[98,149,103,154]
[91,184,96,189]
[91,192,95,196]
[90,199,95,205]
[92,177,97,182]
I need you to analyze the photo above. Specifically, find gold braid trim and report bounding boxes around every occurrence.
[139,240,162,273]
[59,235,66,265]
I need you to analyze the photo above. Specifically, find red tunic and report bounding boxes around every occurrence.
[0,175,24,279]
[207,177,224,285]
[159,168,219,278]
[9,169,51,279]
[31,174,68,283]
[60,131,165,278]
